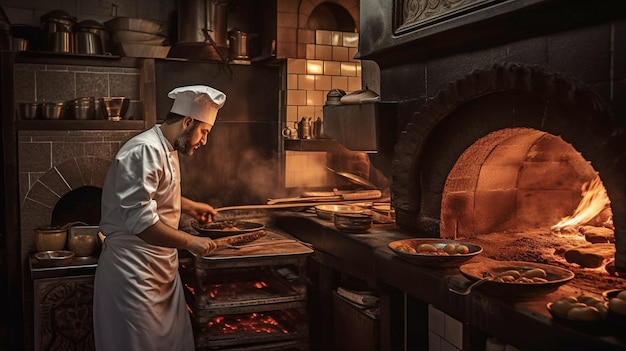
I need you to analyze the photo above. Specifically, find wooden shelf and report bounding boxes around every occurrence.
[16,119,146,131]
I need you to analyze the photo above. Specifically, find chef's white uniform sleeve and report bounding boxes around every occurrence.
[113,144,163,234]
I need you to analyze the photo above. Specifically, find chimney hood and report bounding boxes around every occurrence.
[323,102,397,153]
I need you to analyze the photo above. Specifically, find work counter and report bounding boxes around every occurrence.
[274,212,626,351]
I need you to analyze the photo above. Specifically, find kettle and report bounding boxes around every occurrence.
[228,29,249,60]
[296,117,313,139]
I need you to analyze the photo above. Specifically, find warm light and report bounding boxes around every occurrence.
[551,176,612,232]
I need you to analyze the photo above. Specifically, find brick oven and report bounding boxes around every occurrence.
[354,0,626,277]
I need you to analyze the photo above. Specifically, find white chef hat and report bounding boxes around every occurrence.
[168,85,226,125]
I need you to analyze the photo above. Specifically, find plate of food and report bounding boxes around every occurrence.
[458,260,575,297]
[388,238,483,267]
[191,220,265,238]
[546,294,609,332]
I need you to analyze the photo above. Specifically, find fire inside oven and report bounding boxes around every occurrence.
[439,127,619,292]
[390,64,626,295]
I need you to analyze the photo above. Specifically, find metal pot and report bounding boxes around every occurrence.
[178,0,229,45]
[228,29,248,59]
[75,20,110,53]
[40,10,76,50]
[73,31,103,55]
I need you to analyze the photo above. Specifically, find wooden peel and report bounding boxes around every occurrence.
[215,195,389,213]
[266,189,382,205]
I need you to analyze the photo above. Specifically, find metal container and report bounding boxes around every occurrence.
[178,0,229,45]
[68,226,99,257]
[35,226,68,252]
[228,29,248,59]
[17,102,40,119]
[100,96,129,121]
[73,31,102,55]
[41,101,66,119]
[40,10,76,50]
[10,37,28,51]
[68,97,95,119]
[75,19,111,53]
[34,250,74,267]
[49,31,72,53]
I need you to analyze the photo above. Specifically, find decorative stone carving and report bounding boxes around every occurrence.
[400,0,491,29]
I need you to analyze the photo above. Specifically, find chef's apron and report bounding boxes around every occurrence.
[94,126,194,351]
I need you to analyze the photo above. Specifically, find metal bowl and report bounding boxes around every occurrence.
[17,102,40,119]
[334,212,373,233]
[41,101,66,119]
[105,17,161,34]
[35,250,75,267]
[388,238,483,267]
[315,204,363,220]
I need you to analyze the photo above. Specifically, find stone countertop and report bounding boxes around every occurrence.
[273,212,626,351]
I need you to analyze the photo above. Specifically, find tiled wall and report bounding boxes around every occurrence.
[284,29,362,188]
[428,305,464,351]
[13,63,142,120]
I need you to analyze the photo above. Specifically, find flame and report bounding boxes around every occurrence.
[551,176,612,232]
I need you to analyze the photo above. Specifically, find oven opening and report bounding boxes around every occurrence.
[51,186,102,226]
[440,127,618,291]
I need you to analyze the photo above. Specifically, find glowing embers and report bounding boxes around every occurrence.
[206,280,271,300]
[207,312,290,335]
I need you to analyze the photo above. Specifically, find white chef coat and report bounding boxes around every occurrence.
[94,125,194,351]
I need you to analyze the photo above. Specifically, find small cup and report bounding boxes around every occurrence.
[282,126,298,139]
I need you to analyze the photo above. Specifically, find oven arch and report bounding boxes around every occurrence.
[390,62,626,270]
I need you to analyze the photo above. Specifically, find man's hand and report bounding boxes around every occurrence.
[182,197,218,224]
[187,235,217,256]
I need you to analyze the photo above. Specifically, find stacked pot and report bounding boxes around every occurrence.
[40,10,108,55]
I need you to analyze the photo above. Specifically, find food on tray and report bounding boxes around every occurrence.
[492,268,548,283]
[548,294,608,321]
[395,242,470,256]
[221,231,267,246]
[608,289,626,316]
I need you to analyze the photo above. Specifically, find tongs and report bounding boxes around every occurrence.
[449,271,493,295]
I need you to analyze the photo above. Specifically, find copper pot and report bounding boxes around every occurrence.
[35,226,68,252]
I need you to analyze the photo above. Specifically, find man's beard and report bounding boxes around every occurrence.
[174,122,198,155]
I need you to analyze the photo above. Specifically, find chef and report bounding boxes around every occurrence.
[93,85,226,351]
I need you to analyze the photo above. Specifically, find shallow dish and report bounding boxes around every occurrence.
[459,260,574,298]
[315,204,363,220]
[546,302,609,333]
[105,17,161,34]
[192,220,265,239]
[388,238,483,267]
[112,30,166,44]
[35,250,75,267]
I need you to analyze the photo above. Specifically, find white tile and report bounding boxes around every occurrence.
[428,305,445,337]
[444,314,463,349]
[440,338,458,351]
[429,330,441,351]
